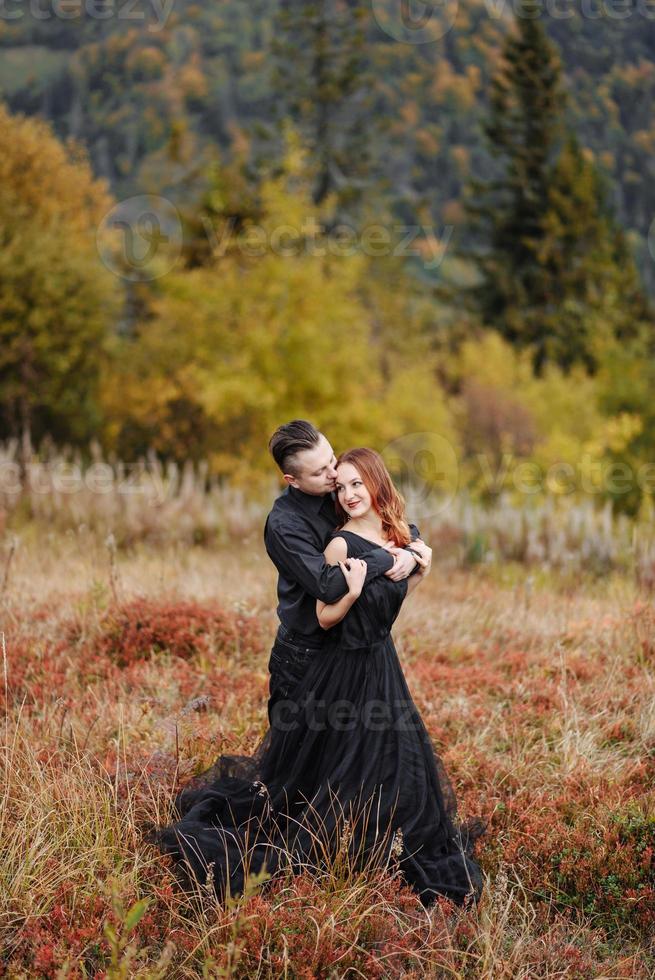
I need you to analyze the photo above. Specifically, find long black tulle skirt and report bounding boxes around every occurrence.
[147,633,486,908]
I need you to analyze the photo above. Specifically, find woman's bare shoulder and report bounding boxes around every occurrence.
[323,533,348,564]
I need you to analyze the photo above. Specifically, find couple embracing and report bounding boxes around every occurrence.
[149,421,486,909]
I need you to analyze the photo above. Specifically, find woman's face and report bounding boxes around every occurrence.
[335,461,372,519]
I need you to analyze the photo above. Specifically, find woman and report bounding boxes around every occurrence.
[147,449,486,908]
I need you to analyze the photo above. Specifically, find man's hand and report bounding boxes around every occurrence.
[384,547,419,581]
[409,539,432,577]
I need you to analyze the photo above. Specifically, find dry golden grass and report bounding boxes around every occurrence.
[1,531,654,977]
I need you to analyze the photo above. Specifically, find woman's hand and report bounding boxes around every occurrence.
[338,558,367,598]
[410,540,432,577]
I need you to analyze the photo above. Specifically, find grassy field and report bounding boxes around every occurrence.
[1,529,654,977]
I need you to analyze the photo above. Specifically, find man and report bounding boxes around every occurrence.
[264,419,423,728]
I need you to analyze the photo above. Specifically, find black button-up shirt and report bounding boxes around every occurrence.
[264,484,420,642]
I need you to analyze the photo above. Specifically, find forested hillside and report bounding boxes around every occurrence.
[2,0,655,289]
[4,1,655,520]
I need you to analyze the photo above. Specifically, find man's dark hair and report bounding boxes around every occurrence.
[268,419,322,476]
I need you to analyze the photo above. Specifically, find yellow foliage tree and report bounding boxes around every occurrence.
[102,140,459,489]
[0,103,121,452]
[448,330,647,509]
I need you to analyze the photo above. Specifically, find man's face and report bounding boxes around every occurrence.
[284,434,338,495]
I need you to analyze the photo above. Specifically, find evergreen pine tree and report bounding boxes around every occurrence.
[462,0,652,374]
[271,0,374,221]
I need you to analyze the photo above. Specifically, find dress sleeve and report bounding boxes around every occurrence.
[329,531,402,580]
[405,522,423,576]
[408,522,421,541]
[265,519,395,605]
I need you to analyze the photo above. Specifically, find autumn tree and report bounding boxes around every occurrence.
[0,103,120,461]
[103,142,458,485]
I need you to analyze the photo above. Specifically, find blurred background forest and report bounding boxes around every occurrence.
[3,0,655,573]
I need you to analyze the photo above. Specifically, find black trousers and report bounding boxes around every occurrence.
[267,624,325,730]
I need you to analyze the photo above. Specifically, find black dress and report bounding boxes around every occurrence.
[147,530,486,907]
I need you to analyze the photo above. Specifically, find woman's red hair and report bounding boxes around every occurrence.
[335,448,411,546]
